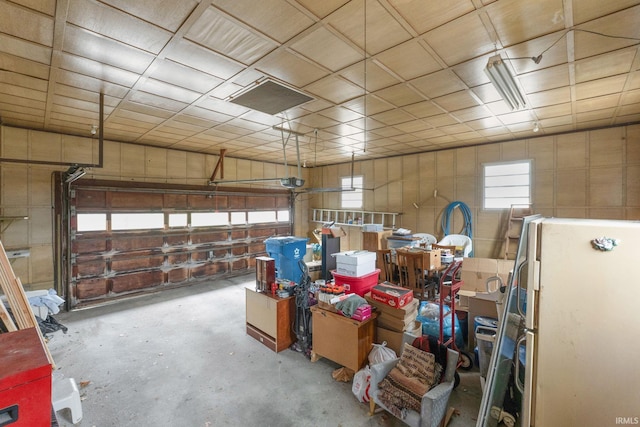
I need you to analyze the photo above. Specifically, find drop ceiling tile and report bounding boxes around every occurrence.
[63,25,155,74]
[295,0,350,19]
[572,0,640,25]
[519,64,570,94]
[526,86,571,108]
[0,33,51,64]
[67,0,171,54]
[213,0,315,44]
[487,0,566,47]
[466,116,504,130]
[55,84,121,106]
[59,53,138,87]
[432,90,480,112]
[342,94,395,116]
[166,39,244,80]
[573,7,640,60]
[576,107,616,123]
[621,89,640,105]
[138,79,202,104]
[392,119,431,133]
[411,70,468,99]
[374,41,442,81]
[370,108,415,126]
[575,75,627,100]
[424,12,494,66]
[291,27,362,72]
[425,114,459,127]
[120,101,181,120]
[574,49,636,83]
[575,93,620,113]
[55,70,130,98]
[305,75,363,104]
[101,0,198,32]
[2,2,54,46]
[149,60,223,94]
[187,7,278,65]
[296,113,340,130]
[535,102,573,120]
[326,0,412,54]
[374,83,424,107]
[450,105,492,122]
[129,91,188,112]
[257,49,329,87]
[339,60,400,92]
[0,52,49,80]
[388,0,475,35]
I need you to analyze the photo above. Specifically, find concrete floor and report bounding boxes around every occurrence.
[48,274,483,427]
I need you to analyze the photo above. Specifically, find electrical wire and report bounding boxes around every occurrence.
[440,201,473,240]
[501,28,640,65]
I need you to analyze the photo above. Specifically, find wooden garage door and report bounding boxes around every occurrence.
[64,180,292,308]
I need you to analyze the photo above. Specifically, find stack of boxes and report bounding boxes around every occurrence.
[331,251,380,296]
[365,284,421,355]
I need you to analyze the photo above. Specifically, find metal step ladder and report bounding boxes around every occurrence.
[503,204,533,260]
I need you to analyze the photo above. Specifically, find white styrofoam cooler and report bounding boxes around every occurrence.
[332,251,377,277]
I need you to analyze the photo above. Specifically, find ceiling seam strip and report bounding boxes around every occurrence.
[564,0,577,128]
[43,0,70,129]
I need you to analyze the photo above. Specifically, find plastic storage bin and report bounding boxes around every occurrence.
[331,269,380,296]
[265,236,309,284]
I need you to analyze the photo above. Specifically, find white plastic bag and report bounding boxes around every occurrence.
[368,342,397,366]
[352,365,371,403]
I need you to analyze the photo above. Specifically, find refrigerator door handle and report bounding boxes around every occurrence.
[515,261,527,318]
[514,333,527,394]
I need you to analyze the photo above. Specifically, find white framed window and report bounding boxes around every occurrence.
[77,213,107,232]
[230,212,246,225]
[277,210,290,222]
[168,213,187,228]
[191,212,228,227]
[248,211,277,224]
[341,175,363,209]
[483,160,532,209]
[112,213,164,230]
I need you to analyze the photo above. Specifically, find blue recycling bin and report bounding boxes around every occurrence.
[265,236,309,284]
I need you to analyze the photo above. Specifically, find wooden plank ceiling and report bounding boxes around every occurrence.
[0,0,639,166]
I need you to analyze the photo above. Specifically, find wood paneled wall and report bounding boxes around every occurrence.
[0,125,308,291]
[308,124,640,258]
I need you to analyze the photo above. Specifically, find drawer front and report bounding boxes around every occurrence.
[246,324,277,352]
[245,289,277,337]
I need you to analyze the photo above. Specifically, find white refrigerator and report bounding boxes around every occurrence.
[478,217,640,426]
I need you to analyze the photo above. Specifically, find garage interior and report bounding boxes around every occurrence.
[1,0,639,426]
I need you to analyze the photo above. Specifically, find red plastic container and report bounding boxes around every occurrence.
[331,269,380,296]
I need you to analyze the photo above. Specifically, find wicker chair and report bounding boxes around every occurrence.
[369,333,459,427]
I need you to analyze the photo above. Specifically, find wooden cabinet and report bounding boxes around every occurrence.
[245,288,295,352]
[310,306,377,372]
[362,231,392,251]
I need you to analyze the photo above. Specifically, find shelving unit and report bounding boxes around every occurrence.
[311,209,400,229]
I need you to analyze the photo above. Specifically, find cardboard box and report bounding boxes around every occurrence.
[364,292,419,320]
[375,321,422,356]
[310,306,377,372]
[336,261,376,277]
[461,258,514,293]
[333,250,377,276]
[377,309,419,332]
[333,250,377,265]
[322,226,346,237]
[370,282,414,308]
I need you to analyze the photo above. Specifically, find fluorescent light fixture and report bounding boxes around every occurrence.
[484,54,526,111]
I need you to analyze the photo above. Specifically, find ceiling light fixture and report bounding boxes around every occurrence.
[533,122,540,133]
[90,125,98,135]
[484,54,526,111]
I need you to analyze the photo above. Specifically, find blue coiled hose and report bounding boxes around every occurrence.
[440,201,473,242]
